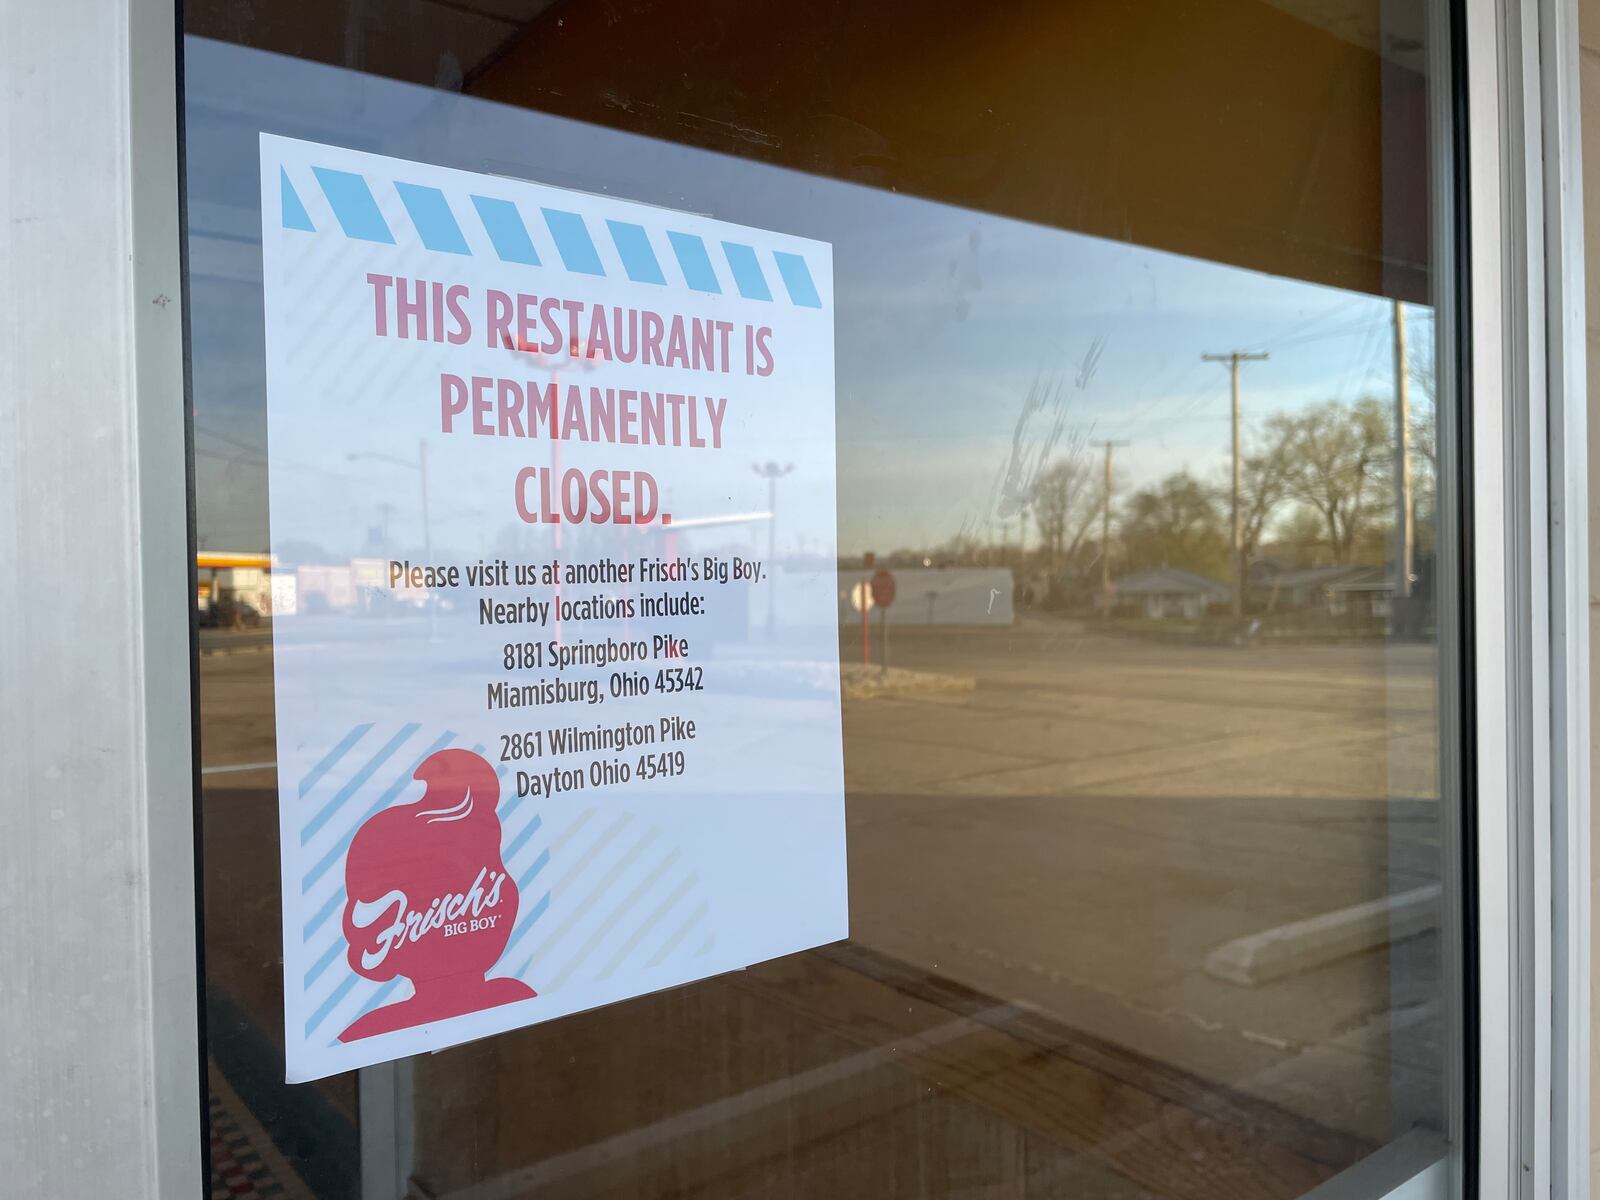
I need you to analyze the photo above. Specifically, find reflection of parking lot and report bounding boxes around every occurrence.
[198,627,274,656]
[839,615,1441,1140]
[198,612,1441,1181]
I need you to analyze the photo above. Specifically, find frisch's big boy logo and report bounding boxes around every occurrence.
[338,748,535,1042]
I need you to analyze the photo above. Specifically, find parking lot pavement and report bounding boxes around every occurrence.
[198,613,1444,1143]
[199,627,274,655]
[839,616,1443,1140]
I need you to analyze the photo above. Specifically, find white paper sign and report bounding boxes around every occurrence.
[259,134,845,1083]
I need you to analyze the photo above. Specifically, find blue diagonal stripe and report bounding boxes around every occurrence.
[668,232,721,294]
[350,977,405,1024]
[298,724,372,799]
[517,849,551,893]
[542,209,605,276]
[301,729,457,894]
[395,183,470,254]
[312,168,395,244]
[471,196,540,265]
[496,771,522,822]
[505,819,544,870]
[303,939,343,990]
[303,887,344,942]
[721,242,772,300]
[773,251,822,308]
[300,724,420,846]
[304,972,360,1037]
[369,729,458,813]
[504,889,553,964]
[281,169,314,232]
[606,221,665,285]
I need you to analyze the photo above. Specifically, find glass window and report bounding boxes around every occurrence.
[183,3,1463,1197]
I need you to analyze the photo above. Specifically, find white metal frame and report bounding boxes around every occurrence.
[1533,0,1593,1192]
[0,0,201,1195]
[1465,0,1591,1196]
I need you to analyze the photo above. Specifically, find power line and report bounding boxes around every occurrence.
[1239,296,1365,351]
[1112,357,1215,436]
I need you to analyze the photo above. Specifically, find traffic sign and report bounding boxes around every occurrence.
[870,569,896,608]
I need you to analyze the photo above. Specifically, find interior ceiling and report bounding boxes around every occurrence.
[185,0,556,87]
[186,0,1429,302]
[1265,0,1382,48]
[187,0,1428,107]
[1262,0,1430,67]
[469,0,1430,301]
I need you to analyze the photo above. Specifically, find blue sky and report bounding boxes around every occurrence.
[185,36,1432,561]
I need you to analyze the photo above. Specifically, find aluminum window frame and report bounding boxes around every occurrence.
[1463,0,1591,1197]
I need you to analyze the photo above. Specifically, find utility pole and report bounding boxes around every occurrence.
[348,441,435,635]
[1392,300,1413,598]
[417,439,433,567]
[752,461,794,637]
[376,502,394,550]
[1093,440,1128,618]
[1202,351,1269,617]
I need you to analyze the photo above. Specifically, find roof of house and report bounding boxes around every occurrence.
[1251,564,1375,590]
[1114,567,1231,597]
[1323,564,1394,593]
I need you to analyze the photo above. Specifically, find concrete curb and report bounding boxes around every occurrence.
[1204,884,1441,986]
[840,664,977,701]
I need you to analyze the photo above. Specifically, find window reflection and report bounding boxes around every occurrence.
[186,1,1453,1194]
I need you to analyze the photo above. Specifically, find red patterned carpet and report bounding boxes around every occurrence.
[208,1065,313,1200]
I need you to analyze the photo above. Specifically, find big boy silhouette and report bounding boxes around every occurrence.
[338,748,535,1042]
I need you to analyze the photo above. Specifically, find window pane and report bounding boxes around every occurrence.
[183,3,1462,1197]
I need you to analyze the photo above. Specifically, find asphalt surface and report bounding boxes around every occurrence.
[198,614,1446,1144]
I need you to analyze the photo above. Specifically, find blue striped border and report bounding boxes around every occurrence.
[279,159,826,308]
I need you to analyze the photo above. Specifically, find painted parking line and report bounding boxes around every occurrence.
[201,761,278,776]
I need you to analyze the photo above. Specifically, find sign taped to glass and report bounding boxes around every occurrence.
[259,134,845,1082]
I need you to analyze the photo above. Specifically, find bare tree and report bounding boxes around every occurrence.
[1031,452,1102,573]
[1270,397,1392,564]
[1228,421,1298,569]
[1406,390,1438,559]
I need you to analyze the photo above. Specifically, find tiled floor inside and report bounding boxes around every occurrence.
[208,1064,313,1200]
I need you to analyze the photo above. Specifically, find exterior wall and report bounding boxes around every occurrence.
[1584,1,1600,1189]
[1135,593,1208,621]
[0,0,202,1194]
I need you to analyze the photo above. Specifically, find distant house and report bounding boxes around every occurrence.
[1247,561,1400,626]
[1109,567,1230,620]
[1323,565,1395,622]
[1249,563,1377,612]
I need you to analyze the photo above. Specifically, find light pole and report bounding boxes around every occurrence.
[349,440,434,632]
[752,461,794,637]
[348,442,432,560]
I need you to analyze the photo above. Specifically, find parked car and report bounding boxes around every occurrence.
[199,597,263,629]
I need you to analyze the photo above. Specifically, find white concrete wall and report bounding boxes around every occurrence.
[0,0,201,1194]
[1583,2,1600,1187]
